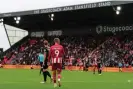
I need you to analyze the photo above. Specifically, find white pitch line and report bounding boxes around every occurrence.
[0,80,132,84]
[0,81,104,84]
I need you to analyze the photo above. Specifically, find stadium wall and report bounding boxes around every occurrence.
[2,65,133,72]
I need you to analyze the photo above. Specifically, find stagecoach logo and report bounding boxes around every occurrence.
[96,25,133,34]
[96,25,103,34]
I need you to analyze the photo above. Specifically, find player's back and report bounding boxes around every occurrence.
[50,43,64,64]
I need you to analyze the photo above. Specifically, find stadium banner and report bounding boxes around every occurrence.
[30,30,63,37]
[2,65,133,72]
[96,25,133,34]
[30,31,45,37]
[0,1,132,17]
[29,24,133,36]
[47,30,62,36]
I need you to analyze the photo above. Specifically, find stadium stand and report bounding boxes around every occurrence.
[1,32,133,68]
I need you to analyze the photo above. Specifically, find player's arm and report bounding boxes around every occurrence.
[43,52,46,65]
[48,47,52,65]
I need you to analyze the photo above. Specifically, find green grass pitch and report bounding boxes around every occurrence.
[0,69,133,89]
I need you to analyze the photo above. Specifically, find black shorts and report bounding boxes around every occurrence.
[43,65,48,69]
[40,61,48,69]
[97,63,102,68]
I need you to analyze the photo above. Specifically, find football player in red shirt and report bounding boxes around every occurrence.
[48,38,65,87]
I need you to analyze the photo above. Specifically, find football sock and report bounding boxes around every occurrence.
[58,74,61,81]
[54,79,56,83]
[53,72,56,83]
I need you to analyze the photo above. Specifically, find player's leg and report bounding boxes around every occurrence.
[40,62,43,75]
[98,67,102,75]
[99,68,102,75]
[42,69,52,83]
[53,70,57,87]
[57,69,62,87]
[46,71,52,82]
[40,68,48,83]
[99,64,102,75]
[97,64,100,74]
[42,70,47,83]
[44,64,52,82]
[52,64,57,87]
[57,64,62,87]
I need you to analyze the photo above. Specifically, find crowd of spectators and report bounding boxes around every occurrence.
[1,34,133,68]
[92,34,133,68]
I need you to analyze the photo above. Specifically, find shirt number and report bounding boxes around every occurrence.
[55,50,59,57]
